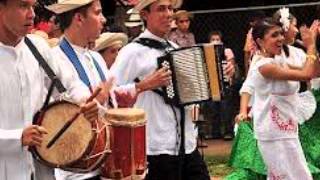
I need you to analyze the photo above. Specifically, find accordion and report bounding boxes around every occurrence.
[158,43,230,106]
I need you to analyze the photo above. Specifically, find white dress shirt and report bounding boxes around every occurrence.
[51,38,111,180]
[111,29,197,156]
[0,34,89,180]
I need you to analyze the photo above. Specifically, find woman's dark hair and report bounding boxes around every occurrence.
[56,2,92,31]
[140,5,151,27]
[252,18,289,57]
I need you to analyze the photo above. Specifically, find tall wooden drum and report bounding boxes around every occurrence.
[101,108,146,180]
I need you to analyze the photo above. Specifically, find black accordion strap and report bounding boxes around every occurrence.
[134,38,174,50]
[25,37,66,93]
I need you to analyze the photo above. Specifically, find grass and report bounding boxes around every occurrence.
[204,155,234,178]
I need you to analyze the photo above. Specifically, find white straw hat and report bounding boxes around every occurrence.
[134,0,183,12]
[94,32,128,52]
[46,0,94,14]
[125,13,143,27]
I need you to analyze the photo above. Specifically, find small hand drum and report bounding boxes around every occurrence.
[31,101,111,173]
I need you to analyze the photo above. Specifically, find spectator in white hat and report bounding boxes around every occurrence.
[95,32,128,69]
[124,9,144,41]
[168,10,195,47]
[110,0,211,179]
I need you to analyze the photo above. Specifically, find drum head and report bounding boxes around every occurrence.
[35,101,92,167]
[105,108,145,122]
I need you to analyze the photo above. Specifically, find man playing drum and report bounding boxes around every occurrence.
[47,0,134,179]
[0,0,100,180]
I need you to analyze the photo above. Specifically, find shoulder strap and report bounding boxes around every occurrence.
[88,52,106,82]
[59,38,92,89]
[24,37,66,93]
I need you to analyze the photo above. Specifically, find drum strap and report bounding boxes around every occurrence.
[59,38,106,90]
[25,37,66,93]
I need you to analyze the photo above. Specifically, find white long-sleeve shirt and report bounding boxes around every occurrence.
[51,38,111,180]
[0,34,89,180]
[111,29,197,156]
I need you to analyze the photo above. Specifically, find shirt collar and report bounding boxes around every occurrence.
[176,29,189,36]
[139,29,168,43]
[63,36,88,54]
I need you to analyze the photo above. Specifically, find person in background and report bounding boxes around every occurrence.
[94,32,128,69]
[124,8,144,42]
[168,10,196,47]
[201,30,237,141]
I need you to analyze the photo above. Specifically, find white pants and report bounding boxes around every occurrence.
[258,138,312,180]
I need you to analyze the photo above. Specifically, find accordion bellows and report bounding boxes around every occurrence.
[158,43,229,106]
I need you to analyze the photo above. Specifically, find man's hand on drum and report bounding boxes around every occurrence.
[81,100,99,122]
[21,125,48,147]
[135,67,172,94]
[114,89,137,108]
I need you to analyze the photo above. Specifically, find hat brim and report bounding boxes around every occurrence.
[124,22,144,27]
[134,0,183,12]
[94,33,128,52]
[174,11,193,20]
[46,0,93,14]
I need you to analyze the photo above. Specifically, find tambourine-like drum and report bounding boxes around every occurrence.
[31,101,111,173]
[101,108,146,180]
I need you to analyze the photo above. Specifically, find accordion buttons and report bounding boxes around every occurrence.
[161,61,170,68]
[166,85,175,99]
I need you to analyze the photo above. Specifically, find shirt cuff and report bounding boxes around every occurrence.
[0,128,24,140]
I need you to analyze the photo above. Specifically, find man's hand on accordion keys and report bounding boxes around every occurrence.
[135,67,172,94]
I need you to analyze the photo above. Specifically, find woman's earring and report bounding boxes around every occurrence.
[261,47,267,54]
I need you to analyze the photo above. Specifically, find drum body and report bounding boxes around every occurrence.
[101,108,146,180]
[32,101,111,173]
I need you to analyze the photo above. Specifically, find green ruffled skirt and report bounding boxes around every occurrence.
[225,89,320,180]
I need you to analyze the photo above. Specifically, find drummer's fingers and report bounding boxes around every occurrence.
[32,136,43,147]
[30,126,41,136]
[81,101,97,112]
[84,113,98,122]
[83,110,98,122]
[36,126,48,134]
[84,103,99,114]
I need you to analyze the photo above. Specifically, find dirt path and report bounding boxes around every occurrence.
[201,139,233,157]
